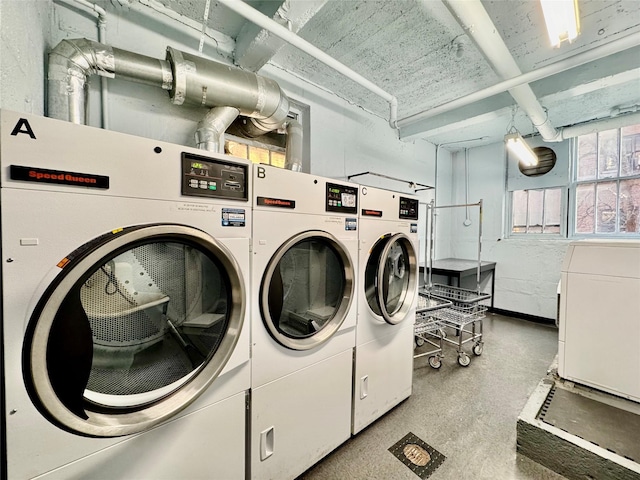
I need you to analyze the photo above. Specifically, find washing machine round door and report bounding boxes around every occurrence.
[23,224,245,437]
[364,233,417,325]
[260,231,354,350]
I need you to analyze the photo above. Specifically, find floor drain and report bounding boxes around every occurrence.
[389,432,446,479]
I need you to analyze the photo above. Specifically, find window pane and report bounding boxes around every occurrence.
[248,146,270,165]
[271,151,286,169]
[596,182,617,233]
[598,129,619,179]
[528,190,544,233]
[226,141,248,159]
[544,188,562,233]
[512,190,528,233]
[620,178,640,234]
[620,125,640,177]
[577,133,597,181]
[576,183,595,234]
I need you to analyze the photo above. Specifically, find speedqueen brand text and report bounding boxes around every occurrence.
[10,165,110,189]
[256,196,296,208]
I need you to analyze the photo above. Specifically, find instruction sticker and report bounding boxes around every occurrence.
[345,218,357,231]
[222,208,246,227]
[410,223,418,233]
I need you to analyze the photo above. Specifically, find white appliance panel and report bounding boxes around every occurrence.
[250,166,359,480]
[250,209,357,388]
[353,185,419,435]
[250,350,352,480]
[559,240,640,403]
[1,110,251,479]
[356,217,419,345]
[33,391,247,480]
[352,325,414,434]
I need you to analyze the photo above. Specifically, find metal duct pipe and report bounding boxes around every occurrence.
[165,47,290,133]
[442,0,559,141]
[284,119,303,171]
[48,39,171,124]
[195,106,240,152]
[48,39,291,138]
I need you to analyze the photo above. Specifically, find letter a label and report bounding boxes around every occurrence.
[11,118,36,139]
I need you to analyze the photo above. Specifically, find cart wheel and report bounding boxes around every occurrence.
[415,336,425,348]
[428,355,442,369]
[457,353,471,367]
[473,342,484,356]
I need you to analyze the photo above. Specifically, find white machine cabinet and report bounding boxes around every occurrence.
[558,239,640,403]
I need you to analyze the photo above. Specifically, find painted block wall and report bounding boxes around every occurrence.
[0,1,435,189]
[0,1,569,318]
[443,143,571,320]
[0,0,436,263]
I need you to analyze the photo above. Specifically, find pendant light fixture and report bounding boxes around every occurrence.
[504,106,538,167]
[505,129,538,167]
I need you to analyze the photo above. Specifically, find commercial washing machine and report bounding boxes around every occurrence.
[0,111,251,479]
[352,186,419,434]
[250,165,358,480]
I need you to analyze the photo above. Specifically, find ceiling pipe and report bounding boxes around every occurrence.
[557,111,640,140]
[441,0,559,141]
[397,31,640,134]
[216,0,399,129]
[195,106,240,152]
[47,39,290,140]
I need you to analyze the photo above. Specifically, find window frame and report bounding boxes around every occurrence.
[507,187,568,238]
[569,127,640,238]
[224,106,304,170]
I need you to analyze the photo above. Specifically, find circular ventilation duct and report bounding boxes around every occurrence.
[519,146,557,176]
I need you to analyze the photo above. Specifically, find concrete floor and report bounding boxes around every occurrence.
[299,313,566,480]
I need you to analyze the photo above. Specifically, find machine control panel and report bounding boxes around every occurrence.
[181,153,248,201]
[399,196,419,220]
[326,182,358,214]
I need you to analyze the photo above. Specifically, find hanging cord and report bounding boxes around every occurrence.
[464,148,471,226]
[506,105,519,135]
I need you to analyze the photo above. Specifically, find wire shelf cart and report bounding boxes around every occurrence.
[420,199,491,367]
[429,299,487,367]
[413,291,452,369]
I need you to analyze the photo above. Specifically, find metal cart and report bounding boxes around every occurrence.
[421,200,492,367]
[413,290,452,369]
[427,285,489,367]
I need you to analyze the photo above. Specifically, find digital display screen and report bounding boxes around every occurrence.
[399,196,419,220]
[181,153,248,201]
[326,182,358,214]
[341,193,357,208]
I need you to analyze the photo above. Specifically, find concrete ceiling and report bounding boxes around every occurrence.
[137,0,640,148]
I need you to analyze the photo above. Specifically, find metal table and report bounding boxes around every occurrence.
[428,258,496,309]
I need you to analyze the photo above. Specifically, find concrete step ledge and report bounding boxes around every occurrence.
[517,376,640,480]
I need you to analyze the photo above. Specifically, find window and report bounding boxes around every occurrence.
[573,125,640,235]
[511,188,563,234]
[224,108,303,169]
[226,137,286,168]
